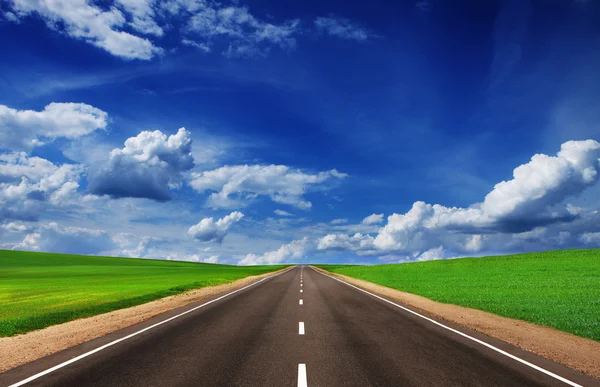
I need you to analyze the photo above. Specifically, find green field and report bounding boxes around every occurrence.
[317,249,600,341]
[0,250,287,337]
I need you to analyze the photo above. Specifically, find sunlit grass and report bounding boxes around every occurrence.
[0,250,287,336]
[317,249,600,341]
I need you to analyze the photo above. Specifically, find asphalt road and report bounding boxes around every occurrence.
[1,266,597,387]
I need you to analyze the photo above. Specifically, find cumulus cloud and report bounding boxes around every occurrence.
[416,246,448,262]
[0,153,85,221]
[188,211,244,243]
[88,128,194,201]
[239,237,311,265]
[6,0,162,60]
[371,140,600,253]
[314,16,374,42]
[0,102,107,151]
[253,140,600,263]
[14,222,116,255]
[362,213,383,225]
[274,209,293,217]
[0,152,57,182]
[481,140,600,228]
[317,232,374,252]
[189,165,347,210]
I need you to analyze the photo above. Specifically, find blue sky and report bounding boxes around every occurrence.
[1,0,600,265]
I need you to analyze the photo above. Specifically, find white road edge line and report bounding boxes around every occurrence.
[311,267,583,387]
[299,322,305,335]
[298,363,307,387]
[299,299,303,305]
[8,267,296,387]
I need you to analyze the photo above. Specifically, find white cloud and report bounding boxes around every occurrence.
[0,153,85,221]
[14,222,116,255]
[88,128,194,201]
[362,213,383,225]
[182,38,211,53]
[189,165,347,210]
[0,152,57,182]
[7,0,162,60]
[416,246,447,262]
[330,218,348,224]
[3,11,19,22]
[239,237,311,265]
[185,5,300,58]
[4,1,372,60]
[201,255,220,263]
[274,209,293,217]
[314,16,374,42]
[581,231,600,244]
[317,233,374,252]
[1,222,31,233]
[372,140,600,253]
[256,140,600,263]
[0,102,107,151]
[116,0,163,36]
[481,140,600,224]
[188,211,244,243]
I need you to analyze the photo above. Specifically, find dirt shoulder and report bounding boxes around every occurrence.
[312,266,600,379]
[0,267,289,374]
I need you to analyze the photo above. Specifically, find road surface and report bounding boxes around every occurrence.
[1,266,597,387]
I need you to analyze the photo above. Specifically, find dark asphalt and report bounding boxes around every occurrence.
[0,266,597,387]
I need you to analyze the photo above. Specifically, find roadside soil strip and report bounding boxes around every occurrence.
[311,266,600,379]
[0,267,290,374]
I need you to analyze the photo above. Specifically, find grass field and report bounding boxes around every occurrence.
[0,250,287,337]
[317,249,600,341]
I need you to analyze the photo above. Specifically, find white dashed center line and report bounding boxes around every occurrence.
[300,289,303,293]
[299,299,303,305]
[299,322,305,335]
[298,363,307,387]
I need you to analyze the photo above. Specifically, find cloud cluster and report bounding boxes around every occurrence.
[188,211,244,243]
[315,16,374,42]
[317,232,373,252]
[0,103,107,151]
[7,0,161,60]
[239,237,311,265]
[190,165,347,210]
[14,222,116,255]
[250,140,600,263]
[116,0,164,36]
[0,152,85,221]
[370,140,600,254]
[186,5,300,58]
[89,128,194,201]
[3,1,374,60]
[481,140,600,228]
[362,213,383,225]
